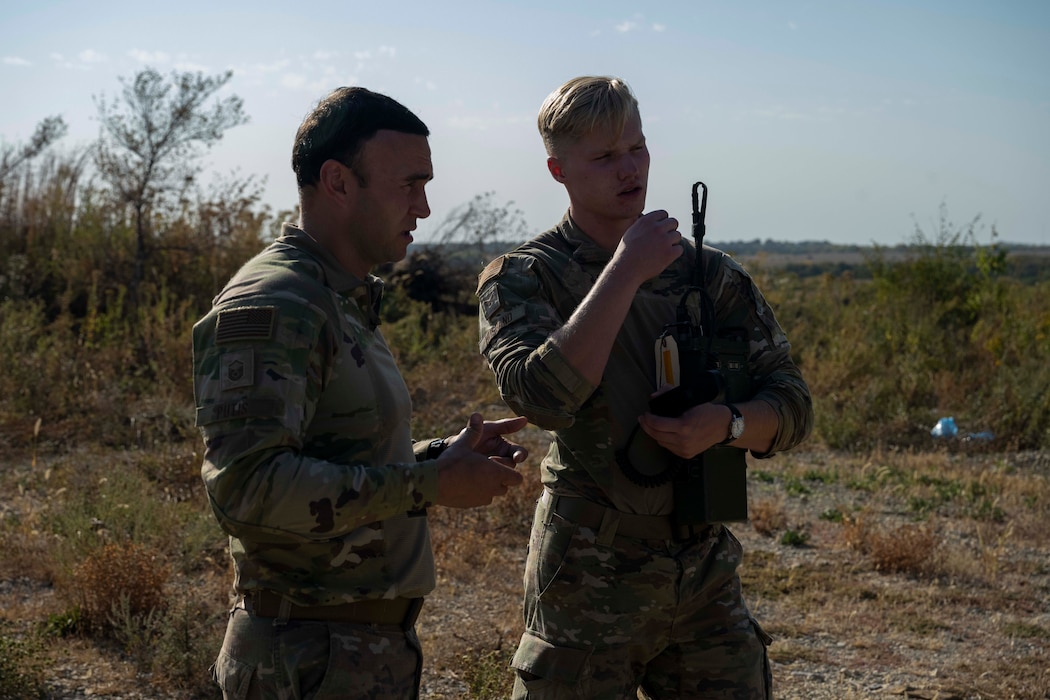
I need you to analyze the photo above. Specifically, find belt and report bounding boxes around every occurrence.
[542,490,712,542]
[243,590,424,630]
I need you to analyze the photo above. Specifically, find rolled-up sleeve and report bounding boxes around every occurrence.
[477,255,596,430]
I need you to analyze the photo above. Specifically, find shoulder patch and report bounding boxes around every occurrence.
[216,306,277,344]
[476,256,507,294]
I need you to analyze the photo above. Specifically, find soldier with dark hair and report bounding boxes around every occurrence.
[193,86,528,699]
[477,76,813,699]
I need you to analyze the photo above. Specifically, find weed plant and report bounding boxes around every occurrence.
[0,624,47,699]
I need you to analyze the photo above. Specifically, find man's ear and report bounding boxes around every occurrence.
[318,159,353,203]
[547,157,565,182]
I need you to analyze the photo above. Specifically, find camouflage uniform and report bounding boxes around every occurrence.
[194,224,441,699]
[477,214,813,699]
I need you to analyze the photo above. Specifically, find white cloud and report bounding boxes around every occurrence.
[128,49,171,65]
[448,115,491,131]
[239,59,292,77]
[78,49,108,64]
[50,50,103,70]
[413,76,438,91]
[746,103,850,122]
[237,48,397,93]
[280,71,350,93]
[446,112,531,131]
[281,73,307,90]
[2,56,31,66]
[788,21,798,30]
[749,106,809,121]
[614,16,665,33]
[174,60,211,73]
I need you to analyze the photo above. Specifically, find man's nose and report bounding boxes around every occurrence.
[618,153,639,178]
[413,189,431,219]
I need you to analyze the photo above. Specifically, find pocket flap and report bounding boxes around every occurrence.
[510,632,591,683]
[211,649,255,700]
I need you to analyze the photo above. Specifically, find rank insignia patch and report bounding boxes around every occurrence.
[478,283,501,320]
[219,349,254,391]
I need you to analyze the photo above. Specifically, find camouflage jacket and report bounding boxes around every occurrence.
[193,224,438,606]
[477,214,813,514]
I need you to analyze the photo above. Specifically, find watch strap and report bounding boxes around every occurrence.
[425,438,448,460]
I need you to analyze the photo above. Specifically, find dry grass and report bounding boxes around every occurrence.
[2,361,1049,699]
[64,541,170,634]
[421,445,1050,699]
[2,432,1049,699]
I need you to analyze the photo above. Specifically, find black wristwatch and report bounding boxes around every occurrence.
[425,438,448,460]
[718,404,744,445]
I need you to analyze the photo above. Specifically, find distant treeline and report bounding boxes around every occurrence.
[422,238,1050,284]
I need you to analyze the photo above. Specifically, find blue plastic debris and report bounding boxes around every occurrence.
[930,416,958,438]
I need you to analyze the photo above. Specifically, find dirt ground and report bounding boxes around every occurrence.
[2,439,1048,699]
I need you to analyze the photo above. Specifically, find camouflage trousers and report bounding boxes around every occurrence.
[211,607,423,700]
[510,491,772,699]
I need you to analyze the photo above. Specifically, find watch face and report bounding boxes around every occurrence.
[731,417,745,439]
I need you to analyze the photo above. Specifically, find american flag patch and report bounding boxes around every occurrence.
[216,306,276,343]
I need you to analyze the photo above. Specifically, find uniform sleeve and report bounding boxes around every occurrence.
[711,256,814,457]
[477,255,596,430]
[192,298,439,545]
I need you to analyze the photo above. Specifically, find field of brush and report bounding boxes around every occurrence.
[2,236,1049,698]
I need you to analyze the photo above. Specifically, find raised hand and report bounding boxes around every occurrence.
[611,209,684,286]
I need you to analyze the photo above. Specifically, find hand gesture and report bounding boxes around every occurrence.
[435,413,528,508]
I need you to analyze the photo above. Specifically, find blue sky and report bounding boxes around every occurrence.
[2,0,1048,245]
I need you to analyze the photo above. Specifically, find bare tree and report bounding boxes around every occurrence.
[382,191,529,312]
[94,67,248,300]
[433,190,529,267]
[0,115,67,181]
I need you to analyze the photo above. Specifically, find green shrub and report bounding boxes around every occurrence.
[0,627,47,700]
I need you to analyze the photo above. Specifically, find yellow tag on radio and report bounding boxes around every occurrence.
[655,335,680,389]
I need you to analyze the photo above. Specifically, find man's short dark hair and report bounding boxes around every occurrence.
[292,87,429,189]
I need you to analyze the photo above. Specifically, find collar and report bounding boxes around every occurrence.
[278,223,385,327]
[555,213,615,266]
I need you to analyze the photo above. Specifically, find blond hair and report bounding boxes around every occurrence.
[537,76,639,157]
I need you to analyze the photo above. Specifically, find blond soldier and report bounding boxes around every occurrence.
[477,77,813,699]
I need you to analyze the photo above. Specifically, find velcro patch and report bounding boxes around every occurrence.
[220,349,255,391]
[478,283,502,320]
[216,306,276,344]
[476,256,507,294]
